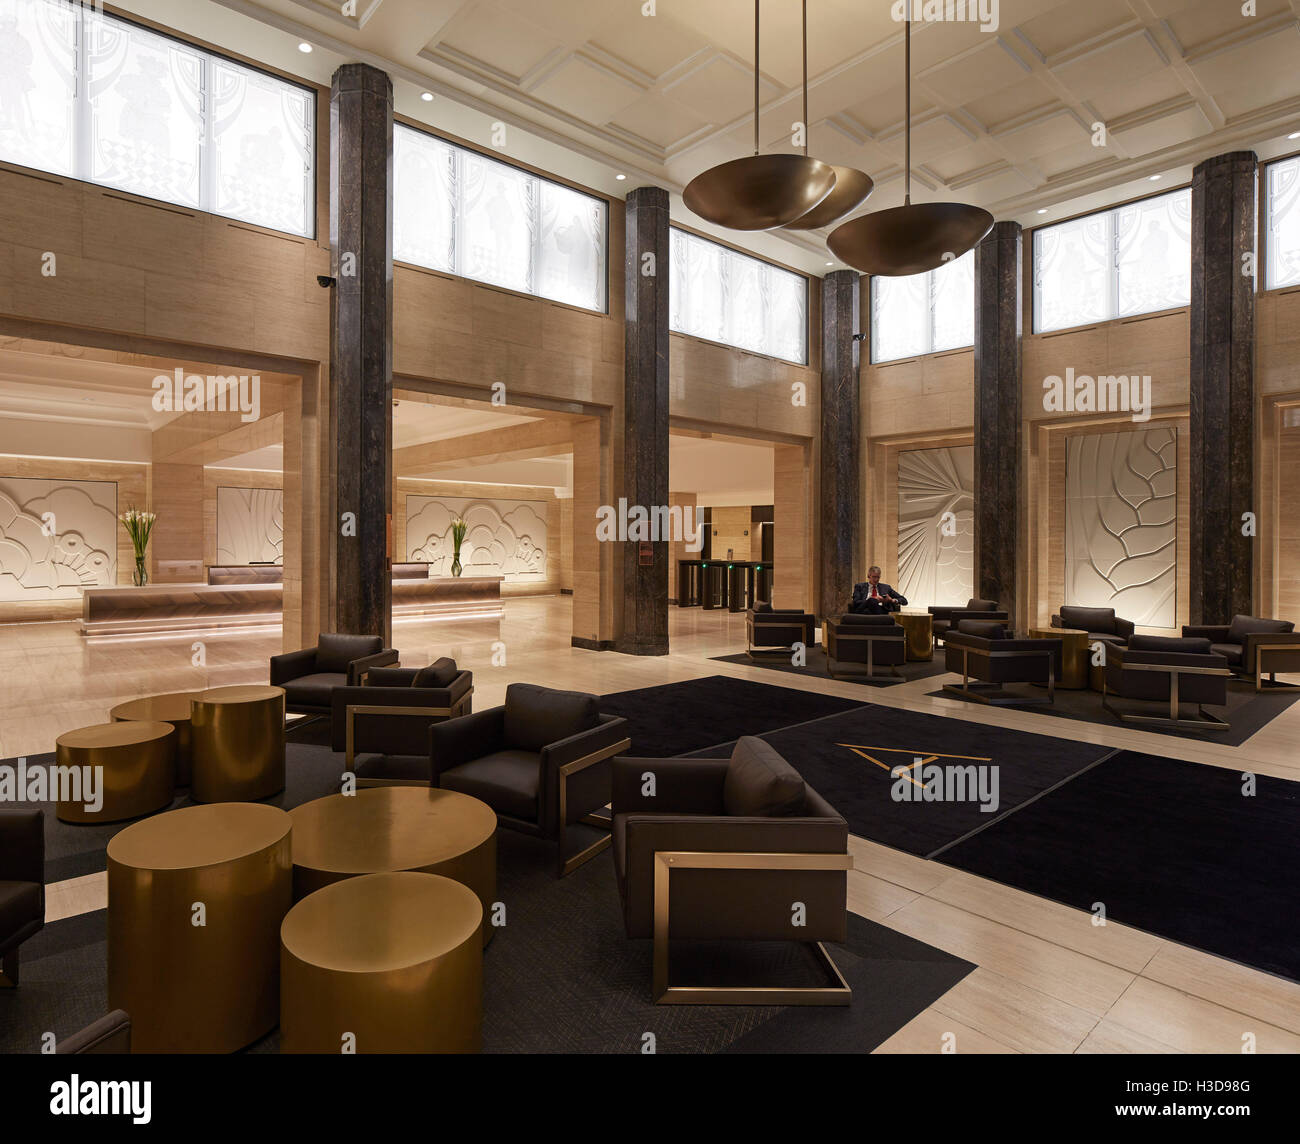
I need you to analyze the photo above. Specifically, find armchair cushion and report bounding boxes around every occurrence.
[1058,605,1118,634]
[315,633,384,673]
[1227,614,1293,643]
[430,707,508,780]
[282,673,345,710]
[612,755,729,817]
[354,754,429,783]
[269,646,317,686]
[503,683,598,753]
[413,658,459,688]
[838,612,896,626]
[1211,643,1244,665]
[957,619,1010,638]
[967,598,999,611]
[723,736,805,818]
[1129,634,1212,655]
[366,666,419,687]
[439,749,541,821]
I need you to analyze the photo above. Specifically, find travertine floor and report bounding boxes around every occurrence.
[10,596,1300,1054]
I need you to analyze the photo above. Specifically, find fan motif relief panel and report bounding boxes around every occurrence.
[896,447,974,608]
[216,487,284,565]
[0,478,117,601]
[406,497,548,582]
[1065,427,1177,628]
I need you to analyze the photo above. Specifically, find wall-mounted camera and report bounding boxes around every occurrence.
[316,275,336,288]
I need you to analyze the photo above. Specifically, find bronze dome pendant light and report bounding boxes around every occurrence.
[827,11,993,275]
[781,0,874,231]
[683,0,837,231]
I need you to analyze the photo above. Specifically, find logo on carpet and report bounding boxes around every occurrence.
[838,744,1000,813]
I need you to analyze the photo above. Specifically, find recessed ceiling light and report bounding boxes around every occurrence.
[1148,174,1161,181]
[421,92,434,102]
[1289,131,1300,140]
[615,174,626,181]
[298,42,313,53]
[825,261,833,266]
[1036,208,1047,215]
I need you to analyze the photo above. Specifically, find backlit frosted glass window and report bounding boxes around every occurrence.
[393,123,608,313]
[1116,190,1191,317]
[211,58,314,237]
[1266,155,1300,291]
[0,0,77,177]
[668,228,808,364]
[869,251,973,363]
[1034,213,1112,333]
[930,252,974,353]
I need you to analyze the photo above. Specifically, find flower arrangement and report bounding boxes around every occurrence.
[450,517,468,578]
[119,507,156,587]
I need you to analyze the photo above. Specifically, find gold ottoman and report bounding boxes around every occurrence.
[55,721,175,824]
[289,787,497,945]
[191,684,286,803]
[107,802,293,1052]
[111,691,202,787]
[280,871,482,1054]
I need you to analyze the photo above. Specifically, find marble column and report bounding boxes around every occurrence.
[973,222,1023,622]
[818,270,862,616]
[1190,151,1256,624]
[330,64,393,643]
[616,186,670,655]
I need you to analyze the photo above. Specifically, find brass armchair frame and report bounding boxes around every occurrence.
[942,645,1057,705]
[824,623,905,680]
[745,614,815,660]
[1253,642,1300,692]
[651,850,854,1006]
[557,736,631,878]
[343,688,475,778]
[1102,661,1230,731]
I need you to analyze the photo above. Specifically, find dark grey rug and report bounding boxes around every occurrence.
[711,648,949,688]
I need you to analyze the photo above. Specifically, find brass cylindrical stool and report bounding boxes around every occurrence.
[110,691,202,786]
[288,787,497,944]
[191,684,285,803]
[107,802,292,1053]
[55,721,175,824]
[281,872,482,1054]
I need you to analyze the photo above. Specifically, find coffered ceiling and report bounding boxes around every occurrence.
[167,0,1300,265]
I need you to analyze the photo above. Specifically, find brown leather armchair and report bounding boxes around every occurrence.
[929,598,1008,643]
[0,808,44,988]
[1103,634,1231,732]
[611,737,852,1005]
[1183,615,1300,691]
[270,633,399,716]
[942,620,1063,706]
[329,658,474,781]
[824,613,907,678]
[430,683,631,877]
[1051,605,1135,647]
[746,603,817,657]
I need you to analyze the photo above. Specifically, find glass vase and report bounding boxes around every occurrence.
[133,555,148,587]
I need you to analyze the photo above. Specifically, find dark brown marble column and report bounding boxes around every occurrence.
[819,270,861,617]
[973,222,1023,622]
[1190,151,1256,624]
[615,186,670,655]
[330,64,393,644]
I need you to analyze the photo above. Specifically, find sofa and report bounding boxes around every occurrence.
[0,809,44,988]
[929,598,1009,643]
[1182,615,1300,691]
[1103,634,1231,731]
[942,620,1063,705]
[824,613,907,678]
[270,632,399,716]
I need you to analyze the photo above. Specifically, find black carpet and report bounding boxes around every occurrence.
[0,829,973,1055]
[711,648,949,688]
[679,701,1113,856]
[598,674,863,758]
[940,751,1300,983]
[929,677,1300,746]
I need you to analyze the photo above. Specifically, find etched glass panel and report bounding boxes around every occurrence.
[930,250,974,353]
[85,11,205,206]
[1115,189,1190,317]
[210,58,313,236]
[457,150,535,294]
[0,0,77,176]
[767,265,807,365]
[1034,212,1113,333]
[870,271,929,363]
[393,125,455,272]
[724,247,767,354]
[675,231,725,345]
[1266,155,1300,291]
[537,179,604,310]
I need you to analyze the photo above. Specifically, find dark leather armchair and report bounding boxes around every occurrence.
[942,620,1063,705]
[270,632,399,716]
[1051,605,1135,646]
[1103,634,1230,731]
[611,736,851,1005]
[0,809,44,987]
[746,602,816,657]
[430,683,631,877]
[330,658,474,782]
[824,613,907,678]
[929,598,1008,643]
[56,1011,132,1054]
[1182,615,1300,691]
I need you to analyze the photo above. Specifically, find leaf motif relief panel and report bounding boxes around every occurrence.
[896,446,975,607]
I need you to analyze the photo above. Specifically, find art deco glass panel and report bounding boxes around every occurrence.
[930,251,975,354]
[457,150,536,295]
[210,58,314,237]
[1065,427,1177,628]
[897,446,974,607]
[1266,155,1300,291]
[537,179,605,310]
[0,0,77,177]
[1115,189,1190,318]
[870,271,929,363]
[393,125,456,272]
[85,12,205,207]
[1033,212,1113,333]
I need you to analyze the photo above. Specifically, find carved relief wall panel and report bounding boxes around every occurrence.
[406,496,548,582]
[216,486,284,565]
[0,477,117,600]
[1065,427,1177,627]
[897,446,974,607]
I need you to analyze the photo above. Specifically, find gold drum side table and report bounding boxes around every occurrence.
[191,684,286,803]
[55,721,175,824]
[106,802,293,1052]
[110,691,202,787]
[893,611,934,661]
[1029,626,1091,689]
[280,871,483,1054]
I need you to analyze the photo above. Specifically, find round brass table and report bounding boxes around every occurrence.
[1029,626,1092,689]
[110,691,202,787]
[894,611,934,661]
[191,684,285,803]
[289,787,497,944]
[106,802,293,1053]
[280,871,483,1054]
[54,721,175,824]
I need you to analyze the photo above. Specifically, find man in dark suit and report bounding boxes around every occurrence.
[849,566,907,614]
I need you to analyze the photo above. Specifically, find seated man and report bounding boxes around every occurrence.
[849,565,907,614]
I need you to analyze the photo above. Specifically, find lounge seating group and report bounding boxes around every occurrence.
[1183,615,1300,691]
[270,632,399,716]
[930,598,1009,643]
